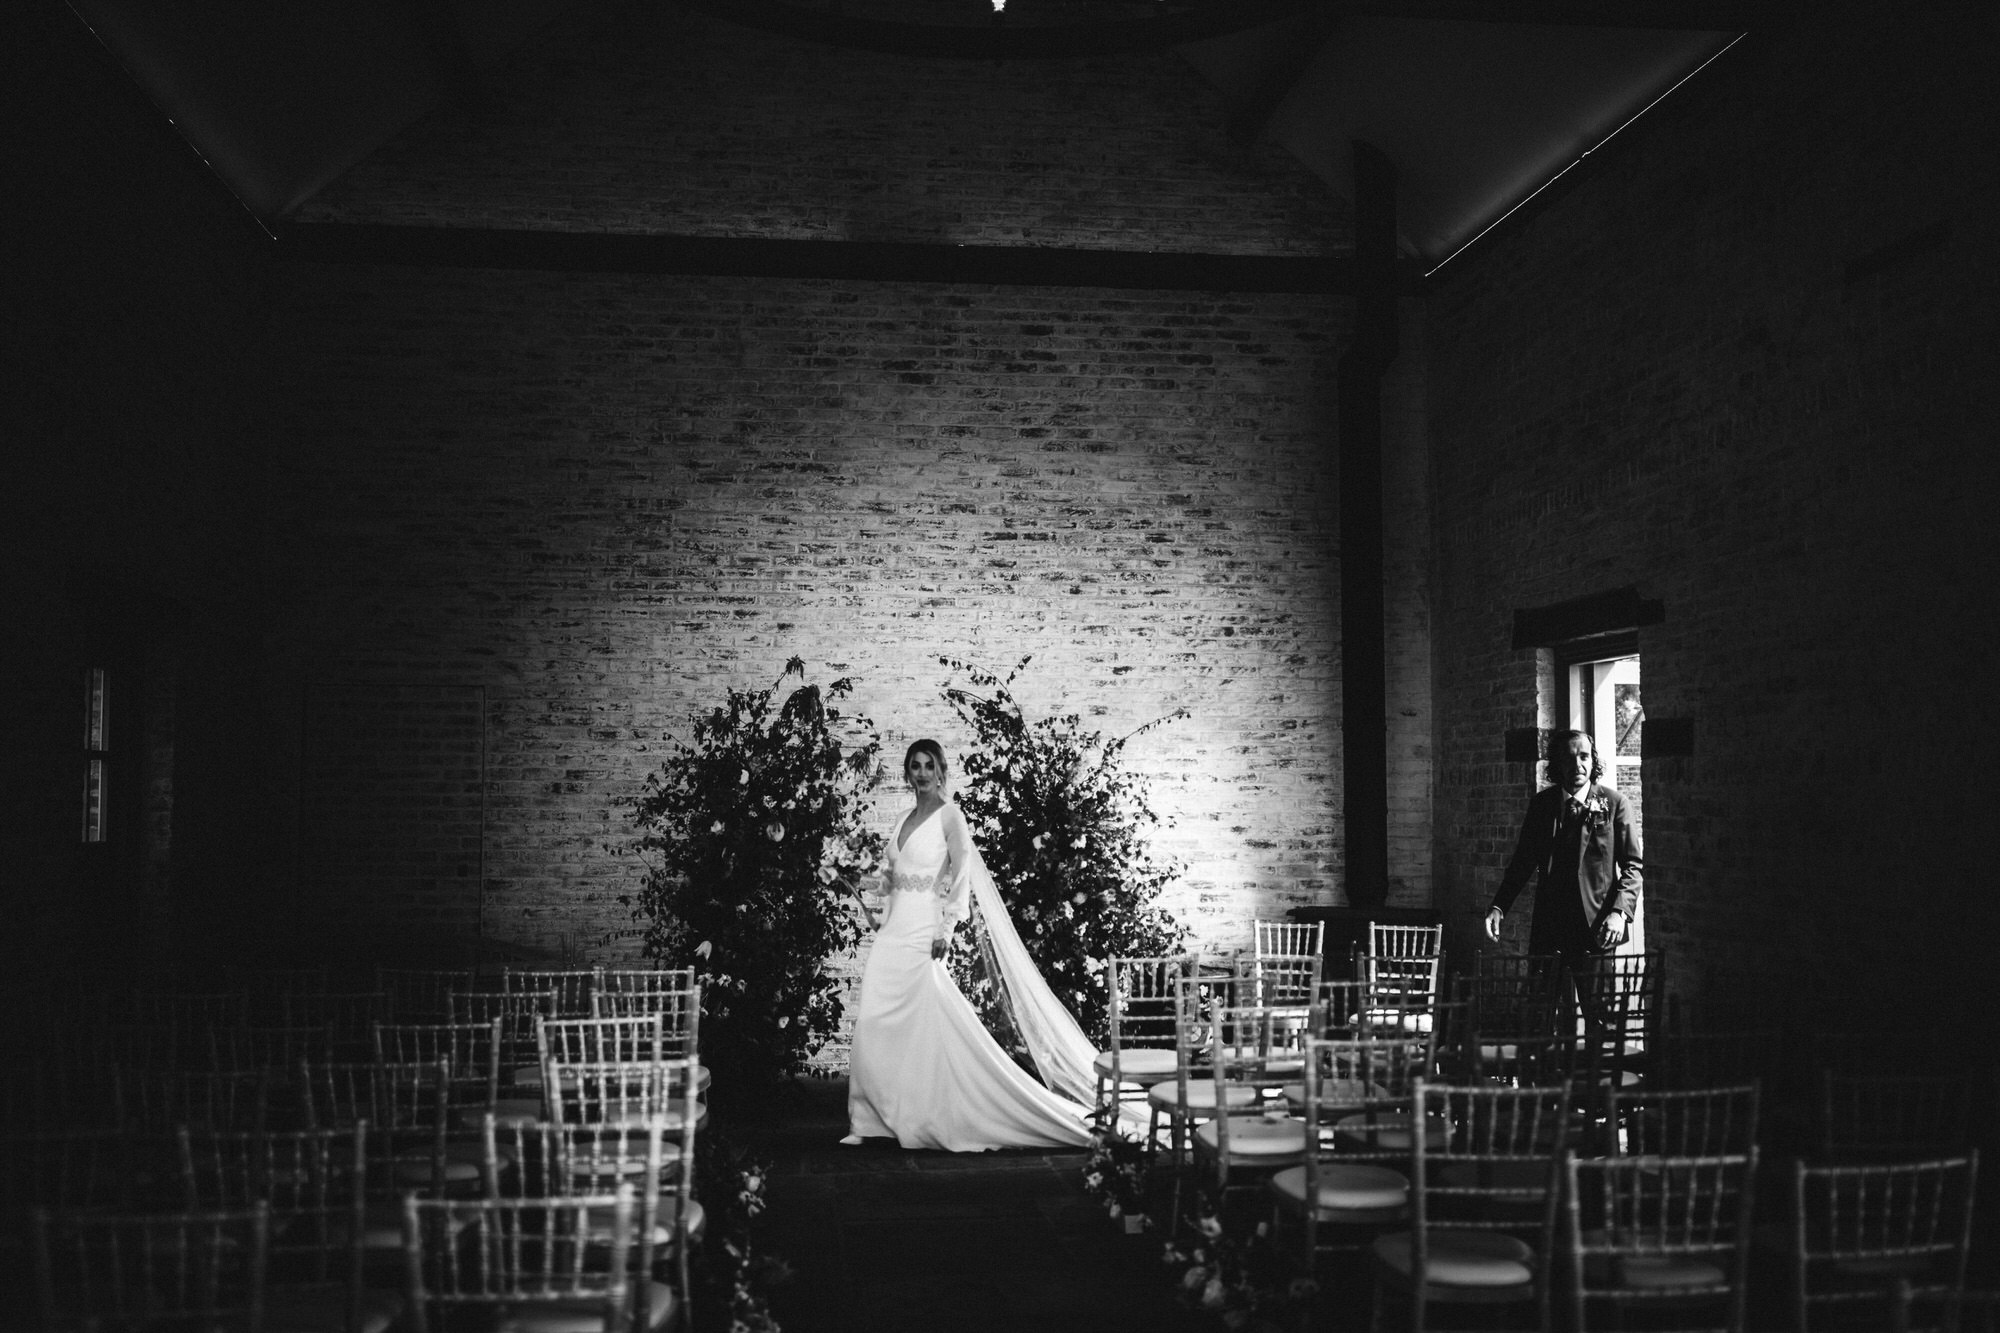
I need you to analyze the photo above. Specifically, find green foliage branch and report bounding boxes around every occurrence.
[626,658,884,1088]
[939,656,1187,1047]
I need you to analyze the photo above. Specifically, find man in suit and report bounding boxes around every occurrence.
[1483,729,1642,959]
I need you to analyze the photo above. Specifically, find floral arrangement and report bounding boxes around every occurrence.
[626,658,884,1088]
[1165,1195,1320,1332]
[692,1130,787,1333]
[1082,1115,1151,1222]
[938,657,1188,1047]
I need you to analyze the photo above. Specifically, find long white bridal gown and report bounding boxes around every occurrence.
[845,801,1093,1151]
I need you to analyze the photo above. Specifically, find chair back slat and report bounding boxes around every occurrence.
[32,1203,271,1328]
[1603,1081,1760,1157]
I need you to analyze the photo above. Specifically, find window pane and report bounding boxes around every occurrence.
[83,758,106,843]
[1615,682,1643,757]
[84,668,107,751]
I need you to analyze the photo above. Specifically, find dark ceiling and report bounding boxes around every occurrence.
[67,0,1746,269]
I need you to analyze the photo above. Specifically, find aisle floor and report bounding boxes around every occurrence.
[746,1076,1212,1333]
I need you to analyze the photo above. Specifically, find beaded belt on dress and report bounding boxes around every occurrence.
[887,871,939,894]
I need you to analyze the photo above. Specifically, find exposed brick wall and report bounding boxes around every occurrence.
[296,4,1347,254]
[1426,15,2000,1022]
[270,265,1437,973]
[264,0,1435,1007]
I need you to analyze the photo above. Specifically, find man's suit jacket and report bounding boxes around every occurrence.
[1490,782,1643,950]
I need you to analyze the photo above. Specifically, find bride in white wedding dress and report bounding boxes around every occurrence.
[842,740,1094,1151]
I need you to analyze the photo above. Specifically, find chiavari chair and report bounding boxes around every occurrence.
[373,1018,504,1122]
[1254,919,1325,961]
[1197,1004,1313,1215]
[31,1202,271,1333]
[1560,1149,1758,1332]
[1601,1081,1760,1157]
[451,988,557,1107]
[1767,1153,1978,1333]
[1816,1072,1972,1163]
[1272,1035,1419,1272]
[178,1122,402,1333]
[1091,954,1194,1127]
[1368,1079,1574,1332]
[504,967,598,1021]
[592,979,708,1098]
[401,1188,643,1333]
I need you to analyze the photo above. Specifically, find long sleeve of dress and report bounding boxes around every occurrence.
[935,805,973,931]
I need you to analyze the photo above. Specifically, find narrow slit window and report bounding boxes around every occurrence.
[82,668,109,843]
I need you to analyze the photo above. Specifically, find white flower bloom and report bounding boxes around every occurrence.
[695,940,713,959]
[739,769,749,785]
[710,820,726,834]
[1072,891,1087,905]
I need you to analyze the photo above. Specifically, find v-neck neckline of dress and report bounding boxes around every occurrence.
[896,804,943,854]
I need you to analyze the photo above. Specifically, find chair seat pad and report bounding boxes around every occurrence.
[1270,1163,1409,1219]
[1334,1111,1449,1152]
[1194,1116,1309,1158]
[501,1281,677,1332]
[1094,1049,1179,1079]
[1373,1229,1536,1289]
[1148,1080,1260,1112]
[265,1284,403,1333]
[1366,1009,1434,1034]
[512,1063,545,1087]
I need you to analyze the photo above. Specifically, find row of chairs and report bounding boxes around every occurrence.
[12,965,709,1332]
[1089,936,1986,1331]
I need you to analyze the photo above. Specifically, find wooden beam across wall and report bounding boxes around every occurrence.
[278,223,1427,294]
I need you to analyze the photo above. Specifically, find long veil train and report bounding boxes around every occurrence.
[960,841,1104,1113]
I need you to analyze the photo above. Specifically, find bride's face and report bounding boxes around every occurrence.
[905,751,943,797]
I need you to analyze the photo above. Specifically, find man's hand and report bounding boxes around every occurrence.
[1483,907,1504,943]
[1595,909,1628,951]
[930,935,950,960]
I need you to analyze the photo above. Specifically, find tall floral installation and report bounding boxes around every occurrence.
[938,656,1189,1050]
[626,658,885,1090]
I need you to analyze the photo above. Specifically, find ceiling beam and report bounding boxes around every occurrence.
[1225,11,1341,147]
[670,0,1321,59]
[280,223,1427,294]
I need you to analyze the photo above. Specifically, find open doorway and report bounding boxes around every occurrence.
[1563,646,1643,955]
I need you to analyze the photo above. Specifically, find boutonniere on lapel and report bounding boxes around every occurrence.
[1580,793,1610,832]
